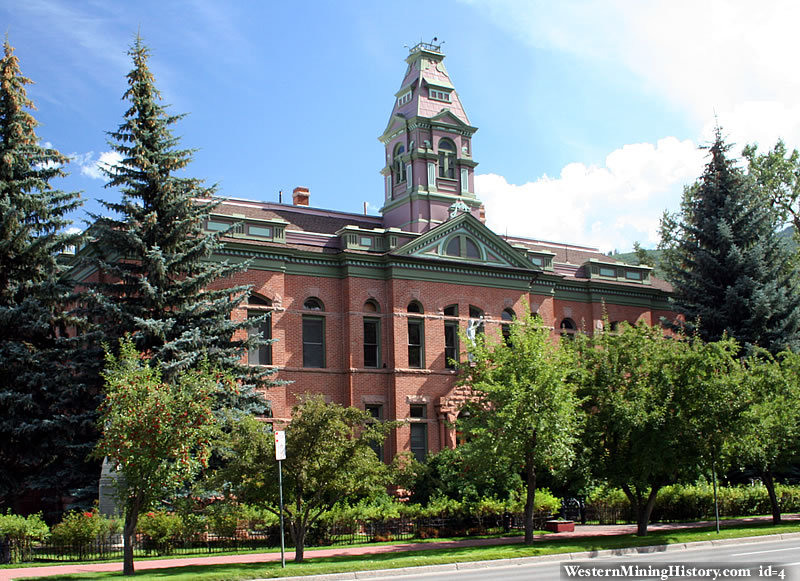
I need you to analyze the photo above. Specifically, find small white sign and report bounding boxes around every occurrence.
[275,430,286,461]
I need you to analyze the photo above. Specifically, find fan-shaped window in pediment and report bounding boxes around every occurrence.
[443,234,484,260]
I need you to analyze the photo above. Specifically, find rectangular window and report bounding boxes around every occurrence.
[247,311,272,365]
[360,237,373,247]
[302,316,325,368]
[427,162,436,186]
[406,163,412,191]
[398,91,412,106]
[429,89,451,102]
[410,423,428,462]
[363,318,380,368]
[409,404,427,418]
[460,167,469,192]
[444,320,459,369]
[366,404,384,461]
[625,270,642,280]
[407,318,424,368]
[599,267,616,277]
[206,220,230,231]
[248,225,273,238]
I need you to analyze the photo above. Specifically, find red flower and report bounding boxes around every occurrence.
[83,512,94,518]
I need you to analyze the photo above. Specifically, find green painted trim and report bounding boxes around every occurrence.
[212,243,672,309]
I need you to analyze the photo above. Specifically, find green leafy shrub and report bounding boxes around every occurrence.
[585,483,800,523]
[207,502,241,538]
[239,504,278,531]
[50,510,109,546]
[0,511,49,563]
[137,511,183,553]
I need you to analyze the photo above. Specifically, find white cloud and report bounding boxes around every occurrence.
[76,151,124,181]
[478,137,704,252]
[468,0,800,151]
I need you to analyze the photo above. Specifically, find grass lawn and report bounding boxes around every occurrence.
[19,521,800,581]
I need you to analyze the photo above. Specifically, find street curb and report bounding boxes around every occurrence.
[260,532,800,581]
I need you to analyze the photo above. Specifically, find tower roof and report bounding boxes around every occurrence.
[387,41,471,127]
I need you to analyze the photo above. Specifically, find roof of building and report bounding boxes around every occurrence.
[388,42,471,129]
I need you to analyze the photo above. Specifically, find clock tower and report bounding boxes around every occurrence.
[379,41,481,233]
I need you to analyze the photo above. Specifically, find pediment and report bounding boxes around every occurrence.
[430,109,471,129]
[380,114,407,140]
[391,212,534,270]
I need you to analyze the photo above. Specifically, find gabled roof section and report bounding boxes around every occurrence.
[391,211,534,270]
[385,43,471,130]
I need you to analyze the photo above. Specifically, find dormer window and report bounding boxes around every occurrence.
[438,139,456,179]
[393,144,406,184]
[429,88,451,102]
[398,90,412,106]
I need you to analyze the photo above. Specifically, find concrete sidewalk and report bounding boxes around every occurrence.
[2,515,797,580]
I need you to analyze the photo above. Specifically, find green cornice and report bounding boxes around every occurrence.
[212,241,671,308]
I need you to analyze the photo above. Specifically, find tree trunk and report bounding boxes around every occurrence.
[622,484,660,536]
[292,495,306,563]
[122,495,142,576]
[762,469,782,524]
[523,449,537,544]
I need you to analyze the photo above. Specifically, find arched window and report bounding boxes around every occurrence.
[438,139,456,179]
[393,143,406,184]
[407,301,424,368]
[468,305,484,340]
[304,297,323,311]
[501,308,515,345]
[303,297,325,367]
[363,300,381,368]
[560,318,577,340]
[247,295,273,366]
[444,235,483,260]
[443,304,459,369]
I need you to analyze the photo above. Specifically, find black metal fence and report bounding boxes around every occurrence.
[4,512,552,564]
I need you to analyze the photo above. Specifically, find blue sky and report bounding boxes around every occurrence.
[5,0,798,254]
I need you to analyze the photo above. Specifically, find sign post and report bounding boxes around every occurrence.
[275,430,286,568]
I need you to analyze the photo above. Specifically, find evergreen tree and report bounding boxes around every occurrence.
[0,39,99,511]
[660,128,800,354]
[83,37,271,411]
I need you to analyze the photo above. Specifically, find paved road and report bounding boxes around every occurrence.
[312,537,800,581]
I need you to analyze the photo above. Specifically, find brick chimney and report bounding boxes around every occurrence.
[292,186,310,206]
[478,203,486,223]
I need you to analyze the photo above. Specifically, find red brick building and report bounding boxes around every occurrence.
[206,41,673,463]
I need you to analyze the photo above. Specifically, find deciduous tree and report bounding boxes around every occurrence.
[459,310,580,543]
[743,139,800,236]
[573,322,745,535]
[94,338,224,575]
[734,349,800,523]
[218,395,393,562]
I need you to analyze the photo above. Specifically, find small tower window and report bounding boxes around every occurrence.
[398,90,412,106]
[438,139,456,179]
[429,88,451,102]
[393,144,406,184]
